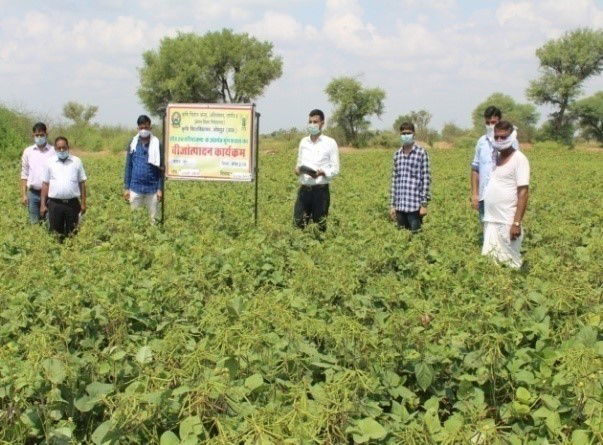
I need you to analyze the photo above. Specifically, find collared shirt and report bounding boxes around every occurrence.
[390,144,431,212]
[124,139,163,194]
[295,134,340,186]
[43,154,87,199]
[20,144,56,190]
[471,135,520,201]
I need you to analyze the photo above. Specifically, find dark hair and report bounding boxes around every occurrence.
[494,120,513,132]
[399,122,415,132]
[309,109,325,121]
[137,115,151,126]
[484,106,502,120]
[32,122,47,133]
[54,136,69,146]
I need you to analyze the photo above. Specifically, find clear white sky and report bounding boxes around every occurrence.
[2,0,603,132]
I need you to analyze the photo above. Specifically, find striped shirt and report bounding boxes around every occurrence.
[124,139,163,194]
[390,144,431,212]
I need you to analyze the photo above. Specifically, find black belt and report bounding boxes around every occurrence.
[300,184,329,190]
[49,197,79,204]
[28,188,41,194]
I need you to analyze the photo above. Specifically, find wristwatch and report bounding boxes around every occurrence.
[513,221,521,227]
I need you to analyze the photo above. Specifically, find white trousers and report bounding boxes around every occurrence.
[482,222,524,269]
[129,191,159,222]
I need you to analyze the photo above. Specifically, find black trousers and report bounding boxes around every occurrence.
[396,210,423,233]
[48,198,81,237]
[294,185,330,231]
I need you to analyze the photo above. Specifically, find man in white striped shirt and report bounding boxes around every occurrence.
[20,122,55,223]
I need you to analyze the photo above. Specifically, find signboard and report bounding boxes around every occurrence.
[165,103,256,181]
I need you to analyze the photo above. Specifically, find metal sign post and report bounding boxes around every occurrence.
[254,111,260,226]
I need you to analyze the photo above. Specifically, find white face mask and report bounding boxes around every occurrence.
[485,124,495,138]
[492,129,518,151]
[138,129,151,138]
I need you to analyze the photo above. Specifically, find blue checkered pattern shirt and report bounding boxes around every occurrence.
[123,140,163,194]
[390,144,431,212]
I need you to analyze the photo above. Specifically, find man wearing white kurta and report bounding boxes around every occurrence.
[294,109,340,231]
[482,121,530,269]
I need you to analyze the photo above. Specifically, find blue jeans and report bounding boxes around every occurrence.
[27,189,43,224]
[478,200,485,223]
[396,211,423,233]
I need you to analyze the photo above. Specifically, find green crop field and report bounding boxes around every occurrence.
[0,146,601,444]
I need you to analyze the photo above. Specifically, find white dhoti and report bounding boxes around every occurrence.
[482,222,523,269]
[129,191,159,222]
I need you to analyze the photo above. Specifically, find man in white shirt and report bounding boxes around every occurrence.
[40,137,87,239]
[470,106,519,223]
[20,122,55,223]
[294,109,340,232]
[482,121,530,269]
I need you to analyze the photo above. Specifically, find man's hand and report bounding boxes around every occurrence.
[419,206,428,217]
[40,204,47,217]
[80,204,87,215]
[123,190,130,202]
[21,195,28,207]
[157,190,163,202]
[510,224,521,241]
[389,207,396,221]
[471,194,479,210]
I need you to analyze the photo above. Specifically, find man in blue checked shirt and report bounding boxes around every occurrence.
[123,115,163,222]
[389,122,431,233]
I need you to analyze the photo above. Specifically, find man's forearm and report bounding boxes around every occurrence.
[80,183,87,207]
[20,179,27,197]
[41,183,48,203]
[513,187,529,223]
[471,170,479,197]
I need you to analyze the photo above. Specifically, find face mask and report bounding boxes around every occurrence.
[34,136,47,146]
[400,134,414,145]
[492,129,518,151]
[307,123,321,136]
[138,129,151,138]
[485,124,495,138]
[57,150,69,160]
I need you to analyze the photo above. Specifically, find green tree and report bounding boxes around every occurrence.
[325,77,385,146]
[571,91,603,144]
[441,122,469,143]
[472,93,539,142]
[63,101,98,125]
[527,28,603,141]
[138,29,283,116]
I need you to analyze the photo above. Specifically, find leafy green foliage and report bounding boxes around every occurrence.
[472,92,539,142]
[0,105,32,160]
[571,91,603,144]
[0,143,602,444]
[63,101,99,126]
[325,76,386,147]
[527,28,603,142]
[138,29,283,116]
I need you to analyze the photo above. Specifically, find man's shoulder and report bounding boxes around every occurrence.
[513,150,529,163]
[413,144,428,156]
[22,144,36,154]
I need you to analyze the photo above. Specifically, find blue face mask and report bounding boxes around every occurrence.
[34,136,47,146]
[400,134,414,145]
[307,123,321,136]
[57,150,69,160]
